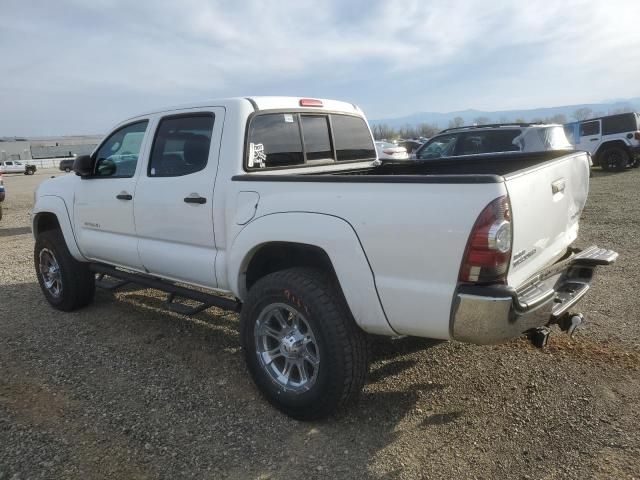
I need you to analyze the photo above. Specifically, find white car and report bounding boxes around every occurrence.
[32,97,617,420]
[375,141,409,160]
[564,112,640,171]
[412,124,573,160]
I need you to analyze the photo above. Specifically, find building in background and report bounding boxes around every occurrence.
[0,135,103,162]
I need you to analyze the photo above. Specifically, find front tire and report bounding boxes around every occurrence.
[600,147,630,171]
[34,229,95,311]
[240,268,369,420]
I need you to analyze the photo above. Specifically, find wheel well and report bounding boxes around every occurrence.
[245,242,337,292]
[595,140,630,160]
[34,213,61,237]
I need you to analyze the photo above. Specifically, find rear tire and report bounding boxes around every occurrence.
[600,147,630,171]
[240,268,369,420]
[34,229,95,311]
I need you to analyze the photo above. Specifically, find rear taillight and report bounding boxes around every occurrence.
[634,131,640,140]
[459,196,512,284]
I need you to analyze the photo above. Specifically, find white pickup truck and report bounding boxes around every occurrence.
[32,97,617,419]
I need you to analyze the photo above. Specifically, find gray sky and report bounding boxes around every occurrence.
[2,0,640,136]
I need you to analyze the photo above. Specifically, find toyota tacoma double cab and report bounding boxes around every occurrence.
[32,97,617,419]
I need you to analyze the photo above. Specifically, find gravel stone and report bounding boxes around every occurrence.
[0,167,639,479]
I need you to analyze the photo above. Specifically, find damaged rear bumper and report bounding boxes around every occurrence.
[450,246,618,344]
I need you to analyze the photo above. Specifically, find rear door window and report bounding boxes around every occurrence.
[455,130,520,155]
[148,114,214,177]
[580,121,600,137]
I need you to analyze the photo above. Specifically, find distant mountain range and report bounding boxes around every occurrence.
[370,98,640,129]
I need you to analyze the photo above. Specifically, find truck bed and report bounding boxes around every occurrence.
[370,150,575,178]
[233,150,579,183]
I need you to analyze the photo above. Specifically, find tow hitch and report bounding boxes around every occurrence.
[528,312,585,349]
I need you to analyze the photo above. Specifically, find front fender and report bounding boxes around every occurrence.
[32,195,86,261]
[227,212,396,336]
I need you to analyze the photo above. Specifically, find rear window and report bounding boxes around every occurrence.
[247,113,374,169]
[602,113,638,135]
[331,115,376,162]
[301,115,334,162]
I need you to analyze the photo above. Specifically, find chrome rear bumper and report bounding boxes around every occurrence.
[450,246,618,344]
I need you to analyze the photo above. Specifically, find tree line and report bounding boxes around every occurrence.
[371,106,636,140]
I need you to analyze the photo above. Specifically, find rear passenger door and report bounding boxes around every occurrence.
[577,120,601,154]
[133,108,225,288]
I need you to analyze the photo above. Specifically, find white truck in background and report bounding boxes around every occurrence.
[32,97,617,419]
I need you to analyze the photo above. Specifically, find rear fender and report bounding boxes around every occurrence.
[594,140,631,161]
[226,212,395,335]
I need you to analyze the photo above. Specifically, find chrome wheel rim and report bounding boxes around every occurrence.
[39,248,62,298]
[254,303,320,392]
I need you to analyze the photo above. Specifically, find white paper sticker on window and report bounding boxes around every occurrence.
[284,114,294,123]
[249,142,266,168]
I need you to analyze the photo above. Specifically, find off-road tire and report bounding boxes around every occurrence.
[600,147,630,172]
[240,268,369,420]
[34,229,95,311]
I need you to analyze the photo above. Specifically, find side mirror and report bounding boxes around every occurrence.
[73,155,95,177]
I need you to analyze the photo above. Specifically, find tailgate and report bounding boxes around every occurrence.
[505,152,590,288]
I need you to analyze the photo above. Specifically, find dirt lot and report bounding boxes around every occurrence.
[1,168,639,479]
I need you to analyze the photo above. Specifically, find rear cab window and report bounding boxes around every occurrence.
[246,112,375,170]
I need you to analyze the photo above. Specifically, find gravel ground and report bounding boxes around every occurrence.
[1,168,638,480]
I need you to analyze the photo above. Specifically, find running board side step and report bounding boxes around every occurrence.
[571,246,618,266]
[90,264,242,315]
